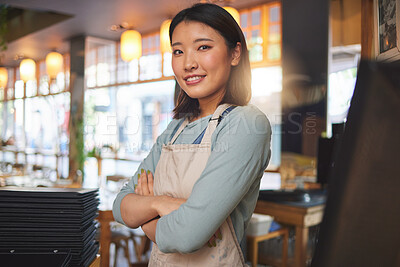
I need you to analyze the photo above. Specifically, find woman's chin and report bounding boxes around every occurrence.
[182,90,200,100]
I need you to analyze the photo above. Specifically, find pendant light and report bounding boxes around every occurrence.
[120,30,142,62]
[19,59,36,82]
[46,52,63,79]
[160,19,172,54]
[224,6,240,24]
[0,67,7,88]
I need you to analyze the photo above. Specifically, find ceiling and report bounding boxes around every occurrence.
[0,0,269,67]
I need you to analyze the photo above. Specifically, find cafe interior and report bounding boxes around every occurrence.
[0,0,399,266]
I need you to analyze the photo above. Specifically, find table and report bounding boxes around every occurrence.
[89,254,101,267]
[254,200,325,267]
[247,227,289,267]
[97,210,114,267]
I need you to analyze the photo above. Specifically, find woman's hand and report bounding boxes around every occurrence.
[207,228,222,247]
[135,169,186,217]
[142,218,158,243]
[134,169,221,248]
[120,169,160,228]
[135,169,154,196]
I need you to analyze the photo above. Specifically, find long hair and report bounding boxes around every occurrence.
[170,3,251,119]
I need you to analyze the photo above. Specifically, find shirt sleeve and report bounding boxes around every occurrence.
[155,106,272,253]
[112,119,182,225]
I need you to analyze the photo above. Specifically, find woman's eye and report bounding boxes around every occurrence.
[199,45,211,51]
[173,49,183,55]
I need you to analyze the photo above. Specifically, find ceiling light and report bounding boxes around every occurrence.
[19,59,36,82]
[224,6,240,24]
[46,52,63,79]
[160,19,172,54]
[0,67,7,88]
[120,30,142,62]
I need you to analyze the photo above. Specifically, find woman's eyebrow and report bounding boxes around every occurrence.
[194,38,214,43]
[172,38,214,47]
[171,41,182,47]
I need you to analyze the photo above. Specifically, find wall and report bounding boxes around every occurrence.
[331,0,362,47]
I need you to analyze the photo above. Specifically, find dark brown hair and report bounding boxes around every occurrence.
[170,3,251,119]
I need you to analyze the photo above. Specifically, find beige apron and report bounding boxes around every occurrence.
[148,104,247,267]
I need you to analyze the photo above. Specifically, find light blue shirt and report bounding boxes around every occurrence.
[113,104,271,253]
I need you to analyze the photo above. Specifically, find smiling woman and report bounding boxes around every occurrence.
[170,3,252,121]
[170,21,241,120]
[113,4,272,267]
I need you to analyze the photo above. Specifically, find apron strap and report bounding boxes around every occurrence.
[169,118,190,145]
[201,103,232,145]
[169,103,232,145]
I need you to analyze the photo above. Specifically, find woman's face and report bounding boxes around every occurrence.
[171,21,240,106]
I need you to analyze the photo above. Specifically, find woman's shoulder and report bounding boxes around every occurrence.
[168,117,185,129]
[230,104,268,117]
[216,104,271,139]
[213,104,271,146]
[228,104,270,127]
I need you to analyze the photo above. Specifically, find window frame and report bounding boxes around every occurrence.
[240,2,282,68]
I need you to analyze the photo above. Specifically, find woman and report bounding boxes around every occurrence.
[113,3,272,266]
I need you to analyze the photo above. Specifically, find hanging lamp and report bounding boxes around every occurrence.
[46,52,64,79]
[160,19,172,54]
[120,30,142,62]
[19,59,36,82]
[224,6,240,24]
[0,67,7,88]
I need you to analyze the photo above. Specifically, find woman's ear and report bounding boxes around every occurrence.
[231,42,242,66]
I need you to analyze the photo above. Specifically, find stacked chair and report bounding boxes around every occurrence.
[0,187,99,267]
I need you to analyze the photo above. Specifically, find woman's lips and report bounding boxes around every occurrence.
[184,75,205,85]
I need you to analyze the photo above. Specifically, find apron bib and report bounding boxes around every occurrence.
[148,104,246,267]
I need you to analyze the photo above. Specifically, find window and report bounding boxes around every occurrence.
[84,80,175,182]
[266,4,281,61]
[328,68,357,125]
[140,33,162,80]
[0,55,71,178]
[240,2,282,65]
[85,37,117,88]
[39,61,49,95]
[250,67,282,169]
[116,45,139,83]
[85,80,175,158]
[241,8,263,62]
[86,34,173,89]
[328,45,360,129]
[240,2,282,169]
[84,36,176,182]
[163,52,174,77]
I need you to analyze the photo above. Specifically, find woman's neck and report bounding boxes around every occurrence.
[188,105,216,123]
[197,91,225,119]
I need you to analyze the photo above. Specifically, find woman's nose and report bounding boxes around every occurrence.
[184,53,198,71]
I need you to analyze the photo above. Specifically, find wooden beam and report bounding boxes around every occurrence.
[361,0,374,59]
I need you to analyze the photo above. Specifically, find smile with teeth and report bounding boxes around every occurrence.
[185,75,205,82]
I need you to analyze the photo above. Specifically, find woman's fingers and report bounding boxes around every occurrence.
[215,228,222,240]
[135,169,154,196]
[140,169,150,195]
[207,235,216,248]
[207,228,222,248]
[147,170,154,195]
[135,173,142,195]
